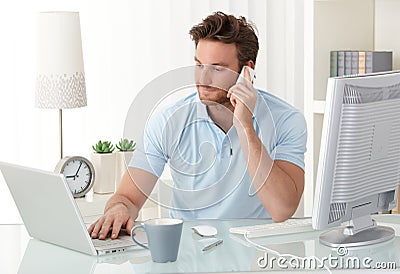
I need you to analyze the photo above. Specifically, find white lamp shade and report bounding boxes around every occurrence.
[36,11,87,109]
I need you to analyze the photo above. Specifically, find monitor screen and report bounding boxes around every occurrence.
[312,71,400,247]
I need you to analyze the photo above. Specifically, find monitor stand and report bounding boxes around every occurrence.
[319,215,395,248]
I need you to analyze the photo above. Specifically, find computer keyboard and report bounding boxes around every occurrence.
[229,218,314,238]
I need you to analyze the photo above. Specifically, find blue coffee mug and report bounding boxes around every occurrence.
[131,218,183,263]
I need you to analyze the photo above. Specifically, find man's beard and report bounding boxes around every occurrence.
[197,85,231,106]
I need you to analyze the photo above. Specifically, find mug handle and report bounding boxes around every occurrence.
[131,224,149,249]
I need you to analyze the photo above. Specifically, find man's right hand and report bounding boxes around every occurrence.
[87,167,158,240]
[88,202,135,240]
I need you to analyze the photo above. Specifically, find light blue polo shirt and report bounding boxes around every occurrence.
[129,89,307,219]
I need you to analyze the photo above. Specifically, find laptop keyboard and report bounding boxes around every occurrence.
[91,229,148,251]
[92,235,134,249]
[84,222,148,251]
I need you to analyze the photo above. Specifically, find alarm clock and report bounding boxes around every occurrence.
[55,156,95,198]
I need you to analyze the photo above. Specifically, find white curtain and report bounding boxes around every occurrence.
[0,0,306,223]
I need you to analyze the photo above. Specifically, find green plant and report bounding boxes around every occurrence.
[92,140,115,153]
[116,138,136,152]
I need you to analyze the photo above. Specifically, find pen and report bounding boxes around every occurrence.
[202,239,223,252]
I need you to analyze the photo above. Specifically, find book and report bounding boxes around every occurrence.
[344,51,353,75]
[337,51,345,76]
[331,50,392,76]
[351,51,359,75]
[330,51,338,77]
[358,51,366,74]
[365,51,392,73]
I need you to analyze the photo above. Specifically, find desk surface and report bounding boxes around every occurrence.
[1,215,400,274]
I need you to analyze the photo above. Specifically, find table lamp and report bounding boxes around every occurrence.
[35,11,87,159]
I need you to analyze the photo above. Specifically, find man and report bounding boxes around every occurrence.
[89,12,306,240]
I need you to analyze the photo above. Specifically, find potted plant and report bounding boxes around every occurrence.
[115,138,136,188]
[91,140,116,194]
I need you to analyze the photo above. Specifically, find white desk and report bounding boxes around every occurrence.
[1,214,399,273]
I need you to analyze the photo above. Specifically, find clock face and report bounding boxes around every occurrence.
[60,157,94,197]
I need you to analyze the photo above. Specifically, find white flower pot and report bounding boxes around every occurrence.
[91,152,116,194]
[115,151,133,189]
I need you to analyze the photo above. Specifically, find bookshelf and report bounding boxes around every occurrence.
[306,0,400,216]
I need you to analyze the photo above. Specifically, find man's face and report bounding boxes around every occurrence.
[194,40,241,105]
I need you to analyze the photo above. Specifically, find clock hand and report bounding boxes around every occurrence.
[75,162,83,177]
[65,175,76,179]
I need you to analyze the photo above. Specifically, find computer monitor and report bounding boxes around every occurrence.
[312,71,400,248]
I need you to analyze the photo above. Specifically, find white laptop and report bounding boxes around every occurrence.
[0,161,147,256]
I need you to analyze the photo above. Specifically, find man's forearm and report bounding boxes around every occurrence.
[105,193,140,219]
[236,125,300,221]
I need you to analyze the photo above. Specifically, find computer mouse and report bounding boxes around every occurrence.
[191,225,218,237]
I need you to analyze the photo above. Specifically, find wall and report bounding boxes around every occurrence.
[375,0,400,70]
[0,0,308,222]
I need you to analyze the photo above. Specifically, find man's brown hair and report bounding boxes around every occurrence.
[189,11,259,69]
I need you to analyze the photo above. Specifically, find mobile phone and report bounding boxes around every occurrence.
[236,66,256,84]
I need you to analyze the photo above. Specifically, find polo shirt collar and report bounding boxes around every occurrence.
[253,90,262,119]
